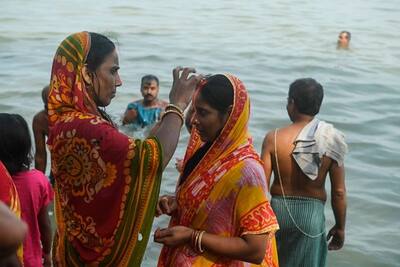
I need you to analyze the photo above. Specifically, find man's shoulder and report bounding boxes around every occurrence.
[33,110,47,120]
[263,125,292,142]
[127,100,142,109]
[32,110,48,128]
[316,121,348,164]
[131,99,142,105]
[263,130,274,144]
[316,121,347,146]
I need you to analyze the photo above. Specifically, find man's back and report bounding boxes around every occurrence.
[32,110,49,173]
[264,122,335,202]
[261,78,347,267]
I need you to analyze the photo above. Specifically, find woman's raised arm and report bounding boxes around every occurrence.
[152,67,202,169]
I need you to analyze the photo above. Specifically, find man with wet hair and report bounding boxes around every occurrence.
[337,31,351,49]
[122,74,168,128]
[261,78,348,267]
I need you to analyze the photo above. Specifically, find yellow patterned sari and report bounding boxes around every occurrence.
[158,74,279,267]
[47,32,163,266]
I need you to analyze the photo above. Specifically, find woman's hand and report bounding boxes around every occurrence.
[155,195,178,217]
[169,67,203,112]
[154,226,193,247]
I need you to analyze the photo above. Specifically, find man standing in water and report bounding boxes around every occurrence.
[122,74,168,128]
[33,86,50,175]
[261,78,348,267]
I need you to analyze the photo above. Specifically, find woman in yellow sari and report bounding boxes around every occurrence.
[155,74,279,266]
[47,31,201,266]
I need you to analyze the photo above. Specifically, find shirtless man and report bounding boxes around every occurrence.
[261,78,347,267]
[32,85,50,174]
[122,75,168,127]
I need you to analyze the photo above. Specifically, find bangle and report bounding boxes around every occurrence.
[161,110,184,125]
[197,230,205,253]
[194,230,200,253]
[166,103,184,114]
[190,229,197,250]
[190,229,206,254]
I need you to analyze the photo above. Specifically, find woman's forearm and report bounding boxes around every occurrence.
[152,113,183,169]
[198,232,268,264]
[151,67,201,169]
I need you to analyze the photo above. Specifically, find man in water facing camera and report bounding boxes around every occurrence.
[122,74,168,128]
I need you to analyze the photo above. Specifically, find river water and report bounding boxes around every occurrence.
[1,0,399,266]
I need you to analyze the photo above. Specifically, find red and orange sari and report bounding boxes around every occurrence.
[47,32,163,266]
[158,74,279,267]
[0,161,23,263]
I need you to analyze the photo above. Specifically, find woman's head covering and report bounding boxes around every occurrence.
[48,31,100,126]
[184,74,251,166]
[159,75,279,266]
[178,74,259,225]
[47,33,163,266]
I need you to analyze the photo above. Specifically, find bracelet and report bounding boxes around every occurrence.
[195,230,200,252]
[190,229,205,254]
[197,230,205,253]
[166,103,184,115]
[161,110,184,125]
[191,230,198,250]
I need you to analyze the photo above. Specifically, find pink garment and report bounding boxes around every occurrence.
[12,169,54,267]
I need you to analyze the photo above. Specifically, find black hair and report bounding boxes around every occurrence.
[340,31,351,40]
[200,74,234,114]
[288,78,324,116]
[0,113,32,175]
[85,33,117,124]
[86,32,116,72]
[141,75,159,87]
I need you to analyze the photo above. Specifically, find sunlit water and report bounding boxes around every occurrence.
[1,0,399,266]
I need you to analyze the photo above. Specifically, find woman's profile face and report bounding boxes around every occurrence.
[192,94,230,143]
[92,49,122,107]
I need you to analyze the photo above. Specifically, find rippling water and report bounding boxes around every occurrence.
[1,0,400,266]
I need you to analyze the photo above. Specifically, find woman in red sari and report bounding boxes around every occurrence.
[155,74,280,266]
[0,161,26,266]
[47,31,201,266]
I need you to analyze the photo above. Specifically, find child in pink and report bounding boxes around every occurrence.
[0,113,53,267]
[12,169,53,267]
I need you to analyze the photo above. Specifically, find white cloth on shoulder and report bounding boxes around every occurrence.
[292,118,348,180]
